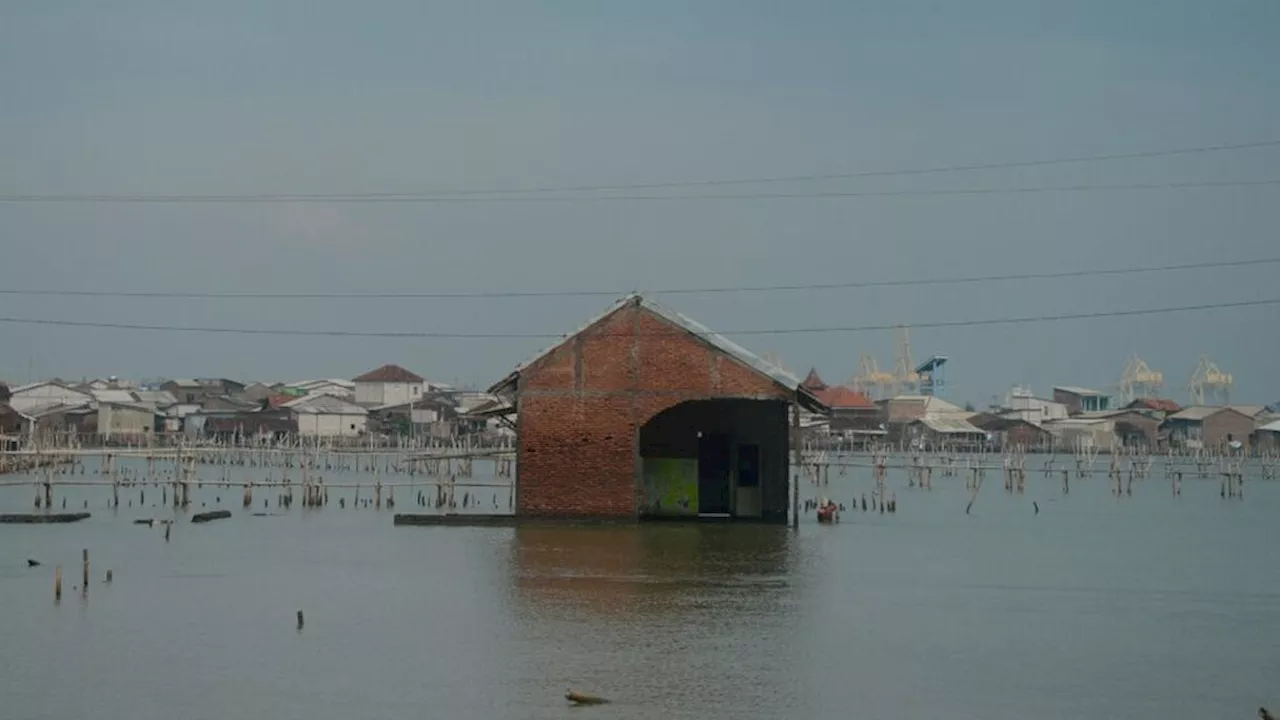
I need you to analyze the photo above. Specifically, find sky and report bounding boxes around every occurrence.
[1,0,1278,406]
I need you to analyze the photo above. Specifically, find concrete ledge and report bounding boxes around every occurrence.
[393,513,639,527]
[0,512,91,524]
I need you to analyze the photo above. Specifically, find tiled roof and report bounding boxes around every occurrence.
[801,368,828,391]
[353,364,425,383]
[815,386,874,409]
[1126,398,1182,412]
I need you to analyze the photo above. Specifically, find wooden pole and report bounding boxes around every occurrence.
[55,565,62,602]
[81,549,89,594]
[791,402,801,529]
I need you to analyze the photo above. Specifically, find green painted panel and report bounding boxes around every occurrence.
[641,457,698,517]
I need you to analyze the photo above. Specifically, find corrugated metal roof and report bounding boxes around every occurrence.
[91,389,137,404]
[915,415,984,434]
[1169,406,1231,421]
[283,394,369,415]
[1053,386,1106,397]
[1258,419,1280,433]
[490,295,820,408]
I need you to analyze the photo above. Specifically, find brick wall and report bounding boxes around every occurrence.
[515,301,793,519]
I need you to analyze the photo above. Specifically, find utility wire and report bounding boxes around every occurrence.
[2,256,1275,300]
[1,179,1277,204]
[2,139,1278,202]
[0,298,1274,339]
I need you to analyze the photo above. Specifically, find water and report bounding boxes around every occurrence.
[2,457,1278,719]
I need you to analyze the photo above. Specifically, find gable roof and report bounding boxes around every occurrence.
[488,294,823,411]
[283,394,369,415]
[353,364,425,384]
[1168,406,1254,422]
[913,415,985,435]
[801,368,828,391]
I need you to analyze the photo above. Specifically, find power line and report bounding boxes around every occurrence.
[1,256,1275,300]
[2,139,1278,202]
[0,298,1274,338]
[1,179,1277,204]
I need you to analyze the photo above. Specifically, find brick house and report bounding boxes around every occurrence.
[488,295,825,523]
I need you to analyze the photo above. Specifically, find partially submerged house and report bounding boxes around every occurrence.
[487,295,825,523]
[904,415,986,450]
[1162,406,1257,451]
[285,394,369,438]
[969,414,1051,450]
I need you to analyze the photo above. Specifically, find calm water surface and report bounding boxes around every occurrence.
[2,459,1278,719]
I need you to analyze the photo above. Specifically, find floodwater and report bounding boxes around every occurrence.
[2,457,1278,720]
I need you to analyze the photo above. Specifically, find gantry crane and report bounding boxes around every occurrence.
[1188,356,1233,406]
[1119,354,1164,403]
[851,355,897,400]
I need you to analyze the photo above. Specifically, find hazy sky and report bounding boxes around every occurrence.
[2,1,1278,406]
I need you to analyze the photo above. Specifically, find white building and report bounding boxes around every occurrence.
[1001,386,1070,426]
[353,364,426,407]
[285,394,368,438]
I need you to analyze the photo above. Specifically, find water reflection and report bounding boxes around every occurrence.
[508,524,801,614]
[502,524,809,719]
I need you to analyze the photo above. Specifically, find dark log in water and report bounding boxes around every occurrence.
[566,690,610,705]
[191,510,232,523]
[1,512,91,524]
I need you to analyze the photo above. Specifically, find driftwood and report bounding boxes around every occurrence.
[565,690,610,705]
[1,512,90,524]
[191,510,232,523]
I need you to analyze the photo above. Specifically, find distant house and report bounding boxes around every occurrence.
[1162,406,1256,451]
[813,385,878,432]
[97,401,160,442]
[7,381,92,413]
[161,378,247,405]
[353,365,426,407]
[1123,397,1182,417]
[204,409,296,443]
[970,414,1050,450]
[905,415,986,450]
[282,379,356,400]
[11,402,97,442]
[1254,419,1280,453]
[1053,386,1112,415]
[1042,416,1116,451]
[0,381,10,404]
[1001,386,1069,425]
[285,394,369,438]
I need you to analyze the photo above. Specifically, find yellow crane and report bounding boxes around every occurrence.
[1188,356,1233,405]
[1119,354,1164,403]
[851,355,896,400]
[892,326,920,395]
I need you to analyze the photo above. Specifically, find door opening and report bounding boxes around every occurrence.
[697,432,731,516]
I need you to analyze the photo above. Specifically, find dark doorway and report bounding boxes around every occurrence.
[697,432,731,515]
[737,444,760,488]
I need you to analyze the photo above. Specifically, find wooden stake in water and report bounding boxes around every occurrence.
[55,566,62,602]
[82,549,89,595]
[297,610,305,630]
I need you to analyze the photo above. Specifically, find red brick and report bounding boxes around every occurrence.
[512,299,793,519]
